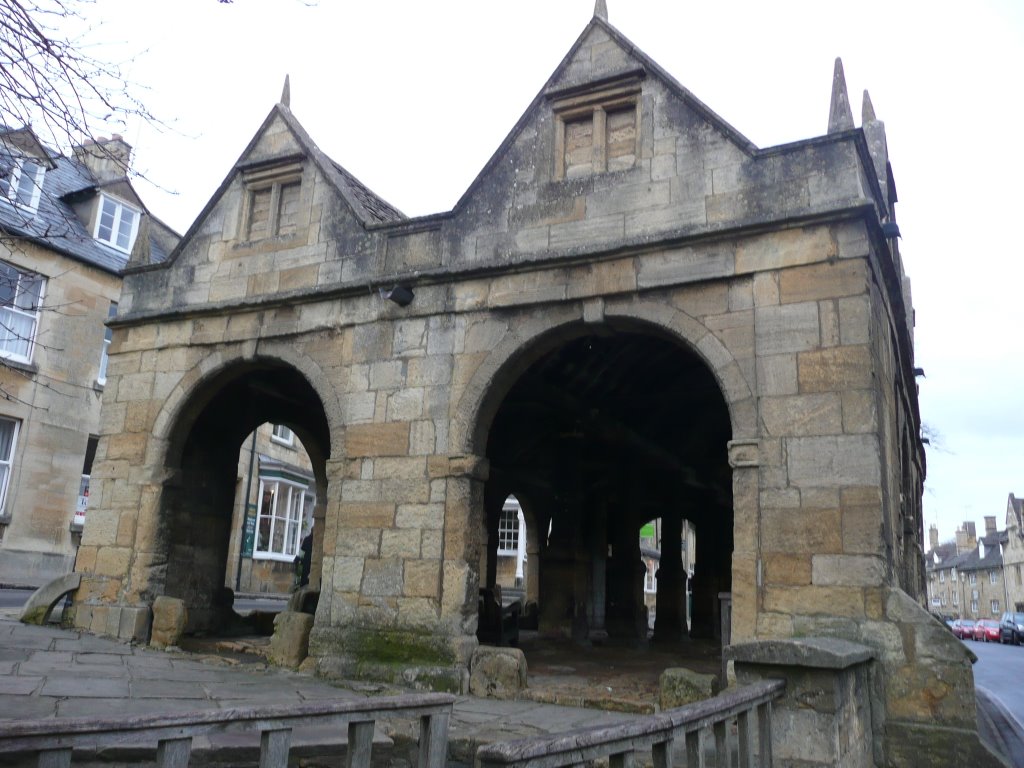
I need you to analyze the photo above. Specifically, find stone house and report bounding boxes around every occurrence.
[0,127,176,586]
[66,7,999,765]
[226,422,316,595]
[954,524,1009,621]
[926,517,1011,621]
[1003,493,1024,611]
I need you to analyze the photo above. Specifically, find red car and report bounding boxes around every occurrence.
[952,619,976,640]
[974,619,1001,642]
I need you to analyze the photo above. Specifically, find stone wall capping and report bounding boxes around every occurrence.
[726,637,875,669]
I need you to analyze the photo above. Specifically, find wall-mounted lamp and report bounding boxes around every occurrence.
[380,285,414,307]
[881,221,901,239]
[913,367,926,377]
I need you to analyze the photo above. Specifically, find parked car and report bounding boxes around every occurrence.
[974,619,1000,642]
[952,619,976,640]
[999,612,1024,645]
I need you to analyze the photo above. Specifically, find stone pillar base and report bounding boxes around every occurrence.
[309,625,474,694]
[728,638,875,768]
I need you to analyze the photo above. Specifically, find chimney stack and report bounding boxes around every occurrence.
[928,525,939,552]
[73,135,132,182]
[984,516,997,536]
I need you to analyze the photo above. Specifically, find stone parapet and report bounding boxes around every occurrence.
[729,637,875,768]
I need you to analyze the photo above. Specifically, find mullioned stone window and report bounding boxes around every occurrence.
[239,160,303,241]
[550,73,642,180]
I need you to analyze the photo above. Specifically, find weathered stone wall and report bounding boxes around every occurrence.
[65,14,978,766]
[0,239,122,586]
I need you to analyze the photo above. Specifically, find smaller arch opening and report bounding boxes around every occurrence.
[154,359,330,639]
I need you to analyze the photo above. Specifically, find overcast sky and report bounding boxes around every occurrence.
[64,0,1023,545]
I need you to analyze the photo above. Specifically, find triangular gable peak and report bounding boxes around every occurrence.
[159,104,405,268]
[444,16,879,267]
[121,103,407,316]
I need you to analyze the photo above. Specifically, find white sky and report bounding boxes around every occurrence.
[65,0,1024,544]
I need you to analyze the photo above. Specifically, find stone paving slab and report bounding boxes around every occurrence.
[0,613,644,765]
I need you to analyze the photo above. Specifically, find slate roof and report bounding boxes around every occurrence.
[1009,494,1024,529]
[954,530,1007,573]
[330,161,404,225]
[0,137,168,274]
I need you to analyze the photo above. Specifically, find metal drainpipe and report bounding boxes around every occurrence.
[235,431,258,592]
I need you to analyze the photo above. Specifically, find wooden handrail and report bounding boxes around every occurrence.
[476,679,784,768]
[0,692,455,768]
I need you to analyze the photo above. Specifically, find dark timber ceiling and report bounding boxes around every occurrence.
[486,332,732,526]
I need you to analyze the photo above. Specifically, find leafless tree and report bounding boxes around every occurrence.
[0,0,159,402]
[0,0,157,155]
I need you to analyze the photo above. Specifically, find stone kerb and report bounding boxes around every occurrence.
[728,637,875,768]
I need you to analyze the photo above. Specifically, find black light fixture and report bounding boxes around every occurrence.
[381,285,414,307]
[913,367,926,378]
[881,221,901,239]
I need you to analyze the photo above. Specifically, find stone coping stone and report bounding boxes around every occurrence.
[725,637,874,670]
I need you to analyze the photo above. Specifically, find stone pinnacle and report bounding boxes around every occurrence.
[827,57,854,133]
[281,74,291,108]
[595,0,608,21]
[862,89,877,123]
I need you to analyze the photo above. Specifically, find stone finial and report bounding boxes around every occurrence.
[828,57,854,133]
[594,0,608,21]
[281,74,291,107]
[862,89,877,123]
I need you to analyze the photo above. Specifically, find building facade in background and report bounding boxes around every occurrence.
[0,128,176,585]
[226,422,315,595]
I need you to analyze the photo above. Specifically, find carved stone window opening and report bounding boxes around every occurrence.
[551,77,641,180]
[240,161,303,241]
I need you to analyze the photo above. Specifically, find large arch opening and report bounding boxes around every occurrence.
[156,359,331,635]
[478,321,733,664]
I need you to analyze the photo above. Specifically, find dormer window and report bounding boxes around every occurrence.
[0,158,44,211]
[94,194,140,253]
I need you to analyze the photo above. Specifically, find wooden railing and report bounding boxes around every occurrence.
[0,692,454,768]
[477,679,784,768]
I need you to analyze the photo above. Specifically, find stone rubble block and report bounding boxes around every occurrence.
[150,596,187,649]
[658,667,718,710]
[469,646,527,699]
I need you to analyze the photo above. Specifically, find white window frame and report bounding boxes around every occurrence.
[970,572,977,585]
[93,194,140,253]
[0,157,44,211]
[989,570,998,585]
[991,599,1000,614]
[497,505,520,555]
[953,590,959,606]
[0,417,19,516]
[96,301,117,385]
[0,260,44,364]
[270,424,294,447]
[939,571,945,583]
[254,477,309,561]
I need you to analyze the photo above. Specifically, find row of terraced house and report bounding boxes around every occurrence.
[925,494,1024,619]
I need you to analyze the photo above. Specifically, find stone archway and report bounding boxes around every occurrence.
[463,314,736,652]
[150,357,331,633]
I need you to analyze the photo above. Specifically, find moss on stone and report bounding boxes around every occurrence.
[348,627,455,667]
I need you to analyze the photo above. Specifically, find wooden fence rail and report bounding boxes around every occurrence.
[0,692,454,768]
[476,679,784,768]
